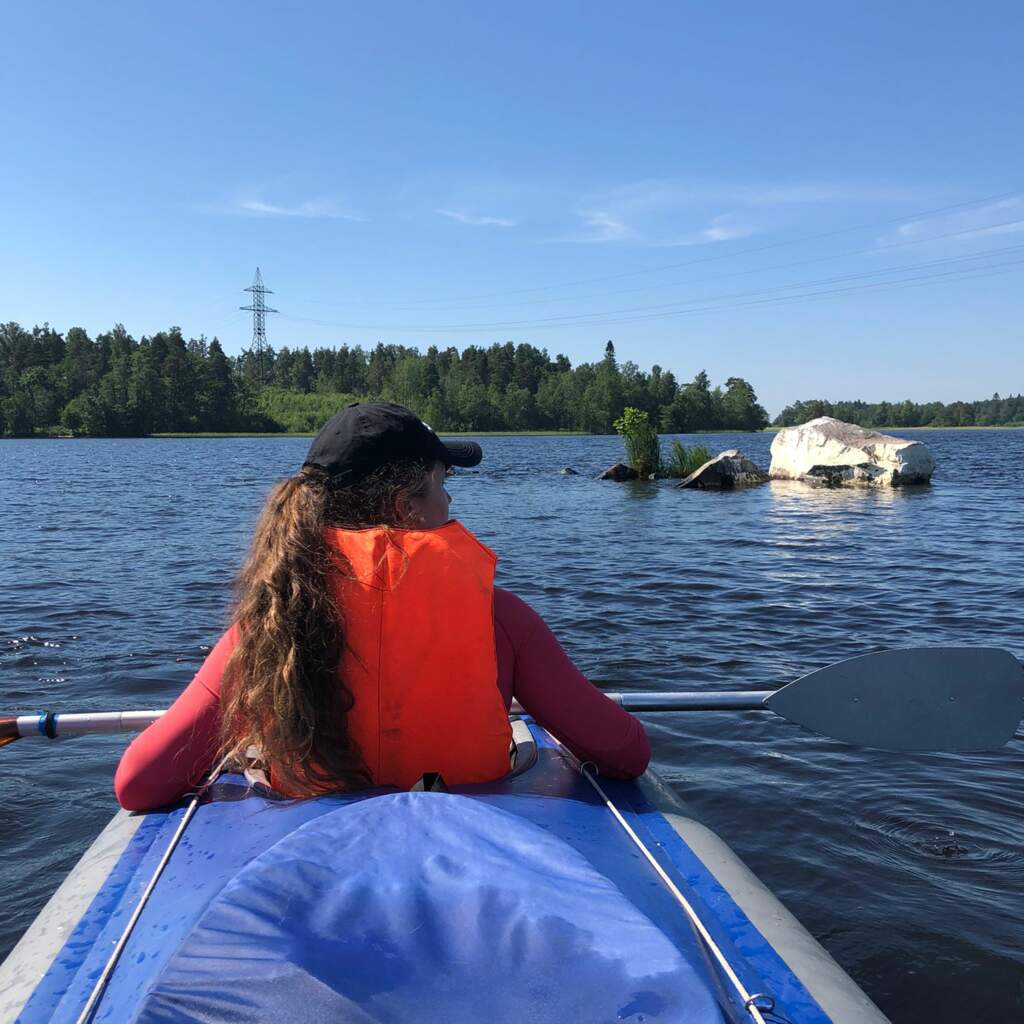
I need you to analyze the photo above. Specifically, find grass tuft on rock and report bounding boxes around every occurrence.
[665,440,712,479]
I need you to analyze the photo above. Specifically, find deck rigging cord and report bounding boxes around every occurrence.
[75,756,231,1024]
[548,729,782,1024]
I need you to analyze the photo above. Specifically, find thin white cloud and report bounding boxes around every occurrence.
[878,196,1024,246]
[434,208,517,227]
[546,178,929,246]
[551,204,741,247]
[704,183,927,205]
[590,179,932,212]
[968,220,1024,238]
[658,215,755,247]
[543,208,636,244]
[574,209,634,243]
[207,193,365,221]
[704,224,749,242]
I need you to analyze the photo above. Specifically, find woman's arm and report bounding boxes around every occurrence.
[113,626,237,811]
[494,588,650,778]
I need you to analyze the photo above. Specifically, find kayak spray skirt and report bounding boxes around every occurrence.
[132,793,722,1023]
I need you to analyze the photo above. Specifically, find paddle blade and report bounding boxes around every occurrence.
[765,647,1024,751]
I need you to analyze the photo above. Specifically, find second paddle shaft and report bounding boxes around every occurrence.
[612,691,772,711]
[509,691,773,715]
[10,710,165,739]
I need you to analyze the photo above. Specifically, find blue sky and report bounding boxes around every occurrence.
[2,1,1021,415]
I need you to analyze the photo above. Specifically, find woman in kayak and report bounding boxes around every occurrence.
[114,402,649,810]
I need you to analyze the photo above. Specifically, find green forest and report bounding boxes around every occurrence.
[1,320,1020,437]
[0,322,769,436]
[774,394,1024,428]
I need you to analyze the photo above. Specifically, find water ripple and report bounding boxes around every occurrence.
[856,813,1024,866]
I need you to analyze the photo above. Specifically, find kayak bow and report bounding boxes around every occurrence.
[0,721,889,1024]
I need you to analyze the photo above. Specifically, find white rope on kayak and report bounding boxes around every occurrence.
[550,735,771,1024]
[576,763,769,1024]
[75,756,230,1024]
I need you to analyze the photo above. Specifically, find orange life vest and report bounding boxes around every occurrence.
[324,520,513,790]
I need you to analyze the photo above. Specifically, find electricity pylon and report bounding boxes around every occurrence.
[240,268,278,383]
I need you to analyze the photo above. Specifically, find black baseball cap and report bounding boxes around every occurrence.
[303,402,482,482]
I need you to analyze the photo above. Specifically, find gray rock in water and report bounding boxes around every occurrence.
[597,462,639,481]
[803,464,885,486]
[770,417,934,486]
[559,467,579,475]
[676,449,769,490]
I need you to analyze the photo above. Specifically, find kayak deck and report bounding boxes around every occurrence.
[2,723,888,1023]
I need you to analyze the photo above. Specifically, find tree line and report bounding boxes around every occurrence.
[0,321,771,436]
[773,395,1024,429]
[4,320,1017,437]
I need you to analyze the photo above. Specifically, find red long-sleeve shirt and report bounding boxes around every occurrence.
[114,587,650,810]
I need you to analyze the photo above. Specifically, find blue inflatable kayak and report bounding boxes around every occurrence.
[0,722,889,1023]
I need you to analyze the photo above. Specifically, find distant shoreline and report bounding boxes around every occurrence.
[4,423,1019,441]
[150,429,591,438]
[761,424,1024,433]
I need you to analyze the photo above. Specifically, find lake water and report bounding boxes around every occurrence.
[2,430,1022,1021]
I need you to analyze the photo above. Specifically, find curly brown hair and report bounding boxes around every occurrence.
[218,459,437,795]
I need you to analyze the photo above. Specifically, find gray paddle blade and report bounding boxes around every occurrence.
[765,647,1024,751]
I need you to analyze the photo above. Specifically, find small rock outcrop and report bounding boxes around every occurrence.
[770,417,934,486]
[597,462,639,481]
[676,450,769,489]
[559,467,579,476]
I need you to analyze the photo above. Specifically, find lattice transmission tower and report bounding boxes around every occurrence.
[240,268,278,383]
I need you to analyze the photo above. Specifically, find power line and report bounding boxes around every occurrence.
[289,189,1021,311]
[278,240,1024,334]
[540,255,1024,330]
[425,244,1024,329]
[383,217,1024,314]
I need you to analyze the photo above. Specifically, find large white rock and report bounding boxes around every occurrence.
[769,417,934,486]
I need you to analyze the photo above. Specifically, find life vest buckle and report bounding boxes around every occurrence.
[411,772,448,793]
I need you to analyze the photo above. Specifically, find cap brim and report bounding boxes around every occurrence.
[442,440,483,468]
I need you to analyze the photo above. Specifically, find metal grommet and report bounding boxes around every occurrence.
[745,993,776,1012]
